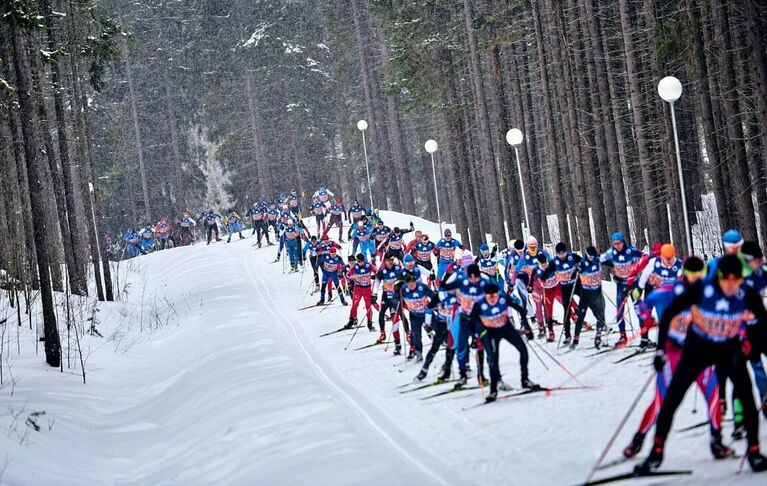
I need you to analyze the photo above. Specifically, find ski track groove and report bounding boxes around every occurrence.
[239,246,450,486]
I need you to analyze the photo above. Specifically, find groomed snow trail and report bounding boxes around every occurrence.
[1,210,765,485]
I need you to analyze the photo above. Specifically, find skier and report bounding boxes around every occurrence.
[399,271,435,362]
[374,253,409,354]
[373,220,392,260]
[123,228,140,258]
[139,224,156,254]
[440,263,488,387]
[707,229,745,275]
[154,216,174,250]
[635,254,767,474]
[575,247,607,349]
[476,243,503,286]
[504,239,525,295]
[326,198,346,242]
[224,209,244,243]
[534,254,561,342]
[623,256,733,460]
[283,217,304,272]
[600,231,643,347]
[402,254,421,282]
[515,236,549,338]
[311,198,327,237]
[351,220,376,263]
[302,236,322,293]
[411,232,436,276]
[176,211,196,246]
[415,287,458,382]
[201,209,222,245]
[316,246,348,306]
[633,243,682,349]
[434,228,463,283]
[742,241,767,416]
[347,199,366,223]
[266,203,280,232]
[552,242,581,345]
[287,189,300,217]
[470,282,539,402]
[346,254,377,331]
[382,224,414,261]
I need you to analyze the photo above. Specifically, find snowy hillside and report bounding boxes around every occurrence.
[1,211,764,485]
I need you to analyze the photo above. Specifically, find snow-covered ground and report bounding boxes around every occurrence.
[0,210,764,485]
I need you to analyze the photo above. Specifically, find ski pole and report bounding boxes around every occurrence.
[583,371,654,484]
[344,314,366,351]
[525,336,549,371]
[531,339,590,388]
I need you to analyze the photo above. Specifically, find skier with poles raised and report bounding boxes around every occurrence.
[622,255,732,460]
[600,232,643,347]
[635,254,767,474]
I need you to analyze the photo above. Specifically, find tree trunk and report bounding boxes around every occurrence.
[11,24,61,367]
[41,0,88,294]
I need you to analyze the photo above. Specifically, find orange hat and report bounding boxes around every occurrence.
[660,244,675,259]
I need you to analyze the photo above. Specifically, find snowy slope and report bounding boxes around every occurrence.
[0,210,764,485]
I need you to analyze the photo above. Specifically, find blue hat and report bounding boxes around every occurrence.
[722,229,743,247]
[480,243,490,253]
[403,254,414,263]
[610,231,625,242]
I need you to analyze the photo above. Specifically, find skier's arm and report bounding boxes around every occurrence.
[744,287,767,357]
[657,283,701,351]
[637,258,655,290]
[439,271,461,291]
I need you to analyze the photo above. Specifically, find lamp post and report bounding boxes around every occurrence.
[424,139,443,235]
[505,128,530,237]
[658,76,692,255]
[357,120,374,209]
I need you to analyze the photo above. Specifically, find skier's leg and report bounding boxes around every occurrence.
[726,351,761,447]
[503,324,530,382]
[481,331,501,393]
[616,280,627,333]
[423,318,447,369]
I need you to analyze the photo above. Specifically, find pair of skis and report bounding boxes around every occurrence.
[461,384,598,410]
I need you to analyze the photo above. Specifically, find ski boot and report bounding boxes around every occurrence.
[638,337,656,351]
[437,365,451,382]
[393,344,402,356]
[415,368,428,382]
[615,331,628,348]
[367,320,374,332]
[594,334,602,349]
[273,254,281,263]
[710,433,735,459]
[521,377,541,391]
[562,335,571,347]
[316,298,325,306]
[732,424,745,440]
[622,432,645,459]
[257,242,262,248]
[569,336,579,350]
[415,351,423,363]
[485,390,498,403]
[521,323,534,340]
[375,331,387,344]
[747,445,767,472]
[215,237,222,242]
[454,371,468,389]
[498,379,513,392]
[547,328,556,343]
[634,438,664,474]
[340,298,348,306]
[537,328,546,340]
[343,317,357,330]
[406,347,416,360]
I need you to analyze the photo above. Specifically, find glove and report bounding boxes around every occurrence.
[631,288,642,301]
[409,221,414,230]
[428,273,435,282]
[741,339,752,358]
[492,245,498,254]
[370,294,378,306]
[653,350,666,372]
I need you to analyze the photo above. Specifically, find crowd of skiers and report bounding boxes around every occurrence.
[122,183,767,476]
[248,186,767,477]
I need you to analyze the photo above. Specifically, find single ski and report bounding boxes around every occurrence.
[595,456,634,471]
[463,384,598,410]
[298,302,328,311]
[354,341,390,351]
[397,379,456,393]
[318,324,359,337]
[419,385,481,400]
[676,417,732,433]
[582,469,692,485]
[613,349,648,364]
